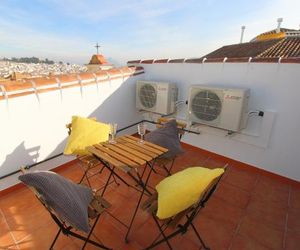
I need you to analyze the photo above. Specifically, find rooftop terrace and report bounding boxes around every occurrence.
[1,143,300,249]
[1,28,300,249]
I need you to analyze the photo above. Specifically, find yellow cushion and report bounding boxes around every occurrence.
[156,167,224,219]
[64,116,110,155]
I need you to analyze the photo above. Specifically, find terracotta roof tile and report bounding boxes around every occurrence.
[140,59,154,64]
[184,58,203,63]
[154,59,169,63]
[127,60,141,64]
[58,74,78,83]
[203,39,280,59]
[257,38,300,58]
[30,77,57,86]
[94,71,110,79]
[226,57,251,63]
[88,54,108,65]
[251,57,280,63]
[168,58,185,63]
[77,72,95,80]
[0,66,144,100]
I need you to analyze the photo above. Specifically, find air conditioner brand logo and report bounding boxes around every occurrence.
[224,94,241,100]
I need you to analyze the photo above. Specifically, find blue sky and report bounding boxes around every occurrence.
[0,0,299,65]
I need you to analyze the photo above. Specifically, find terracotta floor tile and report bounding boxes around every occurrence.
[192,214,235,250]
[203,157,229,169]
[247,195,288,213]
[287,207,300,233]
[16,221,74,250]
[246,198,288,230]
[147,172,165,188]
[108,196,151,232]
[0,188,40,219]
[251,177,290,211]
[117,241,144,250]
[5,202,51,242]
[223,166,258,192]
[238,213,284,250]
[201,196,244,230]
[214,182,251,209]
[170,236,202,250]
[113,182,143,201]
[89,215,126,249]
[60,165,85,183]
[1,146,300,249]
[285,230,300,250]
[129,218,170,250]
[230,234,270,250]
[257,175,290,191]
[0,211,18,250]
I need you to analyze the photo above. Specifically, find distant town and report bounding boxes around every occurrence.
[0,57,88,81]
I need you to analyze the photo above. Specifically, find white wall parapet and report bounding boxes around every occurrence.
[138,61,300,181]
[0,66,145,190]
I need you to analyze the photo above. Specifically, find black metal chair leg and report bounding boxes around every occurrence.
[162,164,172,176]
[151,215,173,250]
[99,165,105,174]
[168,158,176,174]
[125,164,154,242]
[79,170,88,184]
[112,174,120,186]
[101,167,114,196]
[190,222,210,250]
[49,228,61,250]
[82,215,101,249]
[140,164,148,180]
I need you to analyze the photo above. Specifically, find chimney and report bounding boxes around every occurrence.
[276,18,283,33]
[240,26,246,43]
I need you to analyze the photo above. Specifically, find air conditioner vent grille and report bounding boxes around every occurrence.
[139,84,157,108]
[191,90,222,121]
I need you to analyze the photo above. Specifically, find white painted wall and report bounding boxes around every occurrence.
[0,74,144,190]
[139,62,300,181]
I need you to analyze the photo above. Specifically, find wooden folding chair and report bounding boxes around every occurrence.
[141,167,226,250]
[154,118,187,176]
[66,120,119,189]
[49,194,112,249]
[20,168,112,250]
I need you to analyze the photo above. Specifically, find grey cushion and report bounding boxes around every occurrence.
[145,119,184,159]
[19,171,93,233]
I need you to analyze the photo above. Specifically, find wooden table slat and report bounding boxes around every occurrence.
[94,144,139,167]
[113,143,153,161]
[120,137,164,155]
[104,144,146,166]
[87,135,168,170]
[117,139,158,158]
[87,146,127,170]
[125,135,168,152]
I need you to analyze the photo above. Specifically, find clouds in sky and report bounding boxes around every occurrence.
[0,0,299,64]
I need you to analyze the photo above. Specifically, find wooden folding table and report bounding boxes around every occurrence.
[87,135,168,242]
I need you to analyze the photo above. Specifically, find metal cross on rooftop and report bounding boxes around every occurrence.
[95,43,101,54]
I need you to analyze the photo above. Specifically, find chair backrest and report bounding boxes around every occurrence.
[142,165,227,229]
[65,117,102,167]
[156,117,187,139]
[19,168,110,232]
[20,167,61,220]
[66,117,97,135]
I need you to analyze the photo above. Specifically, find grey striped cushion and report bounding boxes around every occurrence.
[19,171,93,233]
[145,119,183,159]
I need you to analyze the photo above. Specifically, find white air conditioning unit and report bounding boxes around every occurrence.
[188,85,250,131]
[136,80,178,115]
